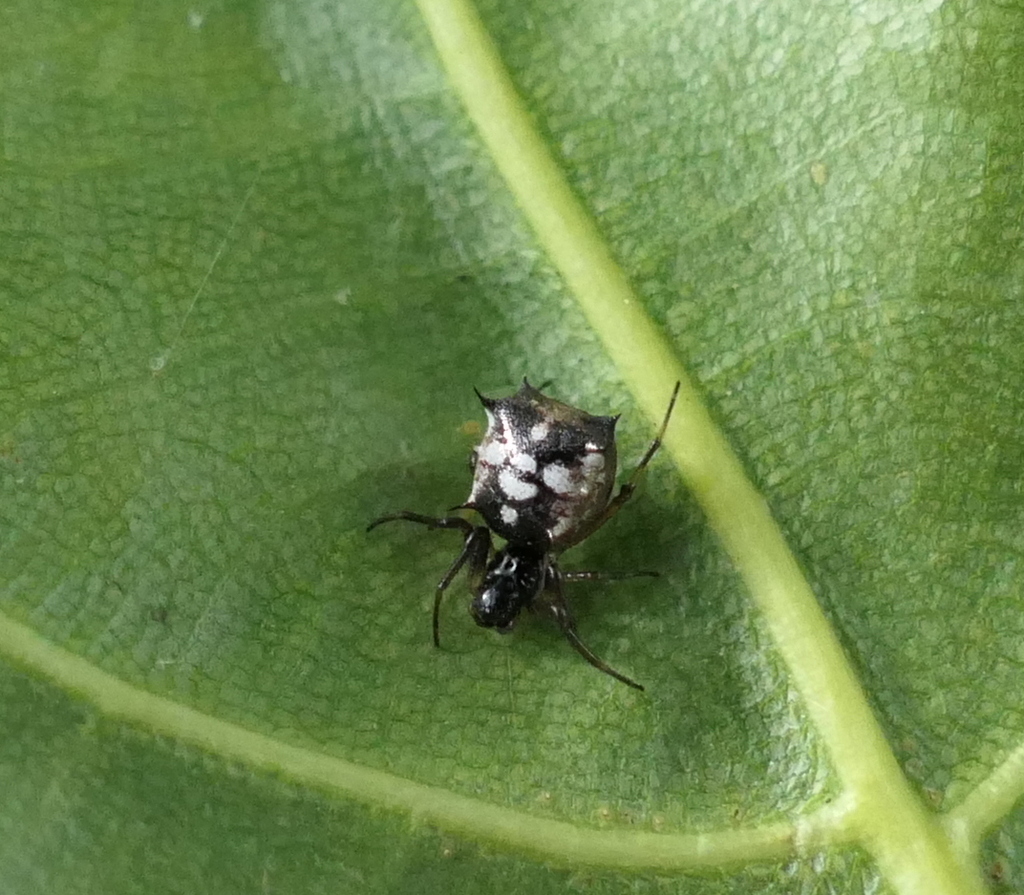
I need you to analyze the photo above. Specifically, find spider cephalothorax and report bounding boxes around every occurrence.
[368,379,679,691]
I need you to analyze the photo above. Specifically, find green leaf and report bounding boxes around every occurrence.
[1,0,1022,892]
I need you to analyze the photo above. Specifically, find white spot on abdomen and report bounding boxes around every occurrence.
[541,462,575,496]
[498,468,539,501]
[508,450,537,474]
[479,437,512,467]
[500,505,519,525]
[530,421,551,442]
[549,514,573,540]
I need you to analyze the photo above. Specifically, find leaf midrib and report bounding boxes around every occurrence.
[411,0,994,891]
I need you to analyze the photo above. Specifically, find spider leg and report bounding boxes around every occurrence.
[367,511,491,648]
[433,526,491,647]
[561,570,658,583]
[366,511,475,535]
[574,381,680,542]
[537,567,644,691]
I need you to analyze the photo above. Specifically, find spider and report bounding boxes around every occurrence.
[368,380,680,690]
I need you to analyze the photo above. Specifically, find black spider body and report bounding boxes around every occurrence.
[465,381,618,550]
[469,542,546,631]
[368,379,679,691]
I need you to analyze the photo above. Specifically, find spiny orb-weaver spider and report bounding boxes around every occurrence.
[368,380,679,690]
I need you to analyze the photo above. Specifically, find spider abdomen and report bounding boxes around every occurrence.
[463,380,618,550]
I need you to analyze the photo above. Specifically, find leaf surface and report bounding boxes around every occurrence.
[1,0,1023,892]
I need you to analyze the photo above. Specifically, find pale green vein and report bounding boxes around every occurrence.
[412,0,988,892]
[945,739,1024,864]
[2,609,822,872]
